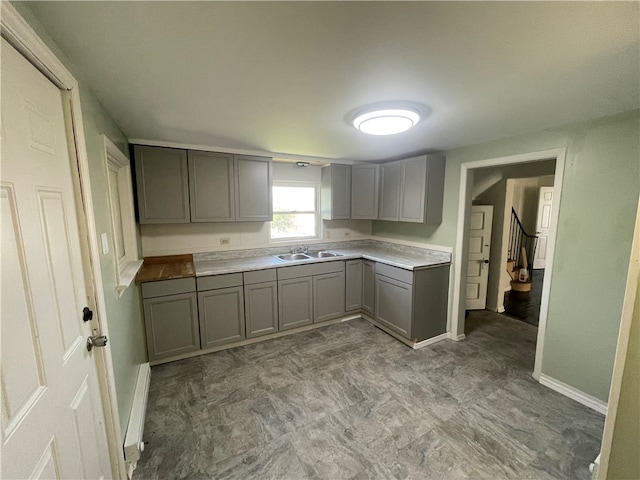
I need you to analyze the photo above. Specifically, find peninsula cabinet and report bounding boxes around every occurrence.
[134,146,190,224]
[141,278,199,362]
[378,154,445,224]
[374,262,449,342]
[197,273,245,348]
[351,164,379,220]
[321,163,351,220]
[243,269,278,338]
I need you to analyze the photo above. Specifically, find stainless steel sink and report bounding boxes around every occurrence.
[307,251,343,258]
[274,253,311,261]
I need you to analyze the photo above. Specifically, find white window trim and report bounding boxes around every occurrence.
[103,135,143,295]
[270,180,321,242]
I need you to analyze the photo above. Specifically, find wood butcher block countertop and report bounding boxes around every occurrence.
[135,254,195,283]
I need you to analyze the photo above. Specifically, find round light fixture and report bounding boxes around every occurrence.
[353,107,421,135]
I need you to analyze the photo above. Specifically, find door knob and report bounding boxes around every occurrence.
[87,335,108,352]
[483,259,489,264]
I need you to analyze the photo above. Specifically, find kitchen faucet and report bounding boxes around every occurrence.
[291,244,308,254]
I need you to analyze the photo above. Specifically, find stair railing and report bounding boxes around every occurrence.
[508,208,538,279]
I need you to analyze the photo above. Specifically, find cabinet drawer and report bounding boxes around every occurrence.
[197,273,243,291]
[141,277,196,298]
[277,260,345,280]
[375,262,413,284]
[244,269,277,285]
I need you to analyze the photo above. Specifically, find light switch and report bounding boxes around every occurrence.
[100,233,109,255]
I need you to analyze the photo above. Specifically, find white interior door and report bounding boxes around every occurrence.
[1,38,111,479]
[466,205,493,310]
[533,186,554,269]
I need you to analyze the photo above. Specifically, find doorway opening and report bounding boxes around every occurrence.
[450,149,566,380]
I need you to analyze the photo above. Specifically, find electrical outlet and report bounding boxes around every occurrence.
[326,231,331,239]
[220,238,231,245]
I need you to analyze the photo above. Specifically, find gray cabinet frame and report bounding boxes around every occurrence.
[234,155,273,222]
[198,286,245,348]
[188,150,235,222]
[321,164,351,220]
[245,281,279,338]
[278,277,313,331]
[351,164,379,219]
[313,271,346,323]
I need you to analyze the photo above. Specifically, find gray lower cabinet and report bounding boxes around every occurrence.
[197,273,245,348]
[244,269,278,338]
[313,271,345,323]
[374,262,449,342]
[277,261,346,330]
[362,260,375,315]
[141,278,199,362]
[134,145,190,224]
[345,259,363,311]
[278,277,313,331]
[375,274,413,337]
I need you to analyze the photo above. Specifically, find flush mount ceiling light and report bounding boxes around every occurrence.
[352,103,423,135]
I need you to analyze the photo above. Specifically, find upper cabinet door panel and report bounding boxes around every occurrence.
[321,164,351,220]
[378,162,401,221]
[188,151,234,222]
[351,164,379,220]
[134,146,190,224]
[399,156,427,223]
[234,155,273,222]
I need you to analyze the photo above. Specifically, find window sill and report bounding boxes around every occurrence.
[116,259,144,297]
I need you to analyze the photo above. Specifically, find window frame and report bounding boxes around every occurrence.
[103,135,143,295]
[269,180,321,242]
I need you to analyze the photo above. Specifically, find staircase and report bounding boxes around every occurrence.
[507,208,538,292]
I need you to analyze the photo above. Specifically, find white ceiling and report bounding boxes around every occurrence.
[23,1,639,162]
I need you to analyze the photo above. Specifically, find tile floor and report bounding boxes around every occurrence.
[135,311,604,479]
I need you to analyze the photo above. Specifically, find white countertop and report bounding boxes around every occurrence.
[194,243,451,276]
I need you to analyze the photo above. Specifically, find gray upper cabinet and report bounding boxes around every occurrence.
[399,155,446,224]
[134,146,190,224]
[378,161,402,221]
[235,155,273,222]
[351,164,379,220]
[345,259,363,312]
[188,150,234,222]
[321,164,351,220]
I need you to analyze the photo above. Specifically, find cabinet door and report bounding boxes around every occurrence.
[198,286,245,348]
[134,145,190,224]
[399,156,427,223]
[278,277,313,331]
[378,161,401,221]
[351,164,379,219]
[321,164,351,220]
[188,151,234,222]
[235,155,273,222]
[245,281,278,338]
[375,274,413,338]
[345,260,363,311]
[362,260,375,315]
[143,292,199,361]
[314,271,345,323]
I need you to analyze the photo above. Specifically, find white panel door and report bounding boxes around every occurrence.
[1,38,111,479]
[533,186,554,269]
[466,205,493,310]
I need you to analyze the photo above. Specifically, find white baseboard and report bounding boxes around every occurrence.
[449,332,466,341]
[413,333,449,349]
[124,363,151,478]
[497,306,505,313]
[538,373,608,415]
